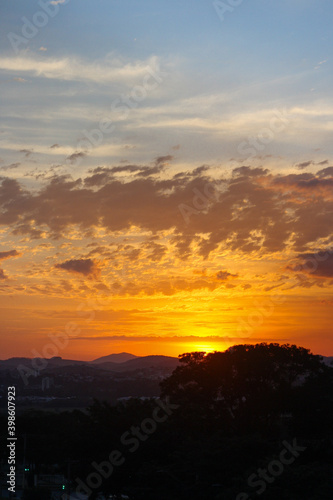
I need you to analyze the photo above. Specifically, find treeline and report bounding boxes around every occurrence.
[0,343,332,499]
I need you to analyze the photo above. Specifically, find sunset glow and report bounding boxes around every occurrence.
[0,1,332,361]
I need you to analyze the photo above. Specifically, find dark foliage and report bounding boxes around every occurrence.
[0,343,332,499]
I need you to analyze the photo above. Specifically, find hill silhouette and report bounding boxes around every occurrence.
[91,352,139,364]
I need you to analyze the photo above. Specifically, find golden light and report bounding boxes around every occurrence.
[193,344,218,354]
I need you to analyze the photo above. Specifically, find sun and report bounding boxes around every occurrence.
[193,344,218,355]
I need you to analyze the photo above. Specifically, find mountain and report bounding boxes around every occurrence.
[91,352,139,364]
[0,356,85,370]
[93,355,179,372]
[0,354,179,375]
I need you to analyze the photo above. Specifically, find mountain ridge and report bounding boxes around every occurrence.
[91,352,139,364]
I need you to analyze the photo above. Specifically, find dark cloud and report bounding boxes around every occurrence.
[216,270,237,280]
[50,144,60,149]
[0,249,20,281]
[0,161,333,260]
[295,160,312,169]
[135,165,165,177]
[0,163,20,171]
[109,165,143,174]
[55,258,100,278]
[19,149,33,158]
[293,251,333,278]
[155,155,174,166]
[296,159,329,170]
[144,241,167,261]
[317,166,333,178]
[0,249,20,260]
[85,163,167,185]
[271,172,333,191]
[66,151,87,164]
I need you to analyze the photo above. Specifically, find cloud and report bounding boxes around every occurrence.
[55,258,100,278]
[295,160,312,170]
[39,47,47,51]
[109,277,223,297]
[155,155,174,166]
[0,54,163,85]
[293,251,333,278]
[0,163,20,171]
[0,161,333,260]
[216,270,237,280]
[66,151,87,164]
[0,249,20,261]
[317,166,333,178]
[50,144,60,149]
[85,161,170,185]
[19,149,33,158]
[232,166,269,177]
[71,334,289,343]
[0,249,20,281]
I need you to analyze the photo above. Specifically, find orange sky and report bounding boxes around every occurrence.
[1,165,333,360]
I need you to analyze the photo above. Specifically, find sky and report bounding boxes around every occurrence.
[0,0,333,360]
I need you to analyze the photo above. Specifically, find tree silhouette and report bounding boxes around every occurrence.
[160,343,329,433]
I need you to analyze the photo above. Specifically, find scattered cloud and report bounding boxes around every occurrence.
[71,334,289,343]
[155,155,174,166]
[55,258,101,278]
[66,151,87,164]
[0,163,20,171]
[19,149,33,158]
[0,249,20,261]
[216,270,237,281]
[295,160,313,170]
[317,166,333,178]
[0,249,20,281]
[293,251,333,278]
[0,162,332,262]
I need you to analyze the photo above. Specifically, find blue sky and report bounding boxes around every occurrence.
[0,0,332,178]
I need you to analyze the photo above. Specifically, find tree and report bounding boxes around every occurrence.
[160,343,330,433]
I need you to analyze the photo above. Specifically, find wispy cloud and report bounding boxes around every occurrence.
[0,54,163,85]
